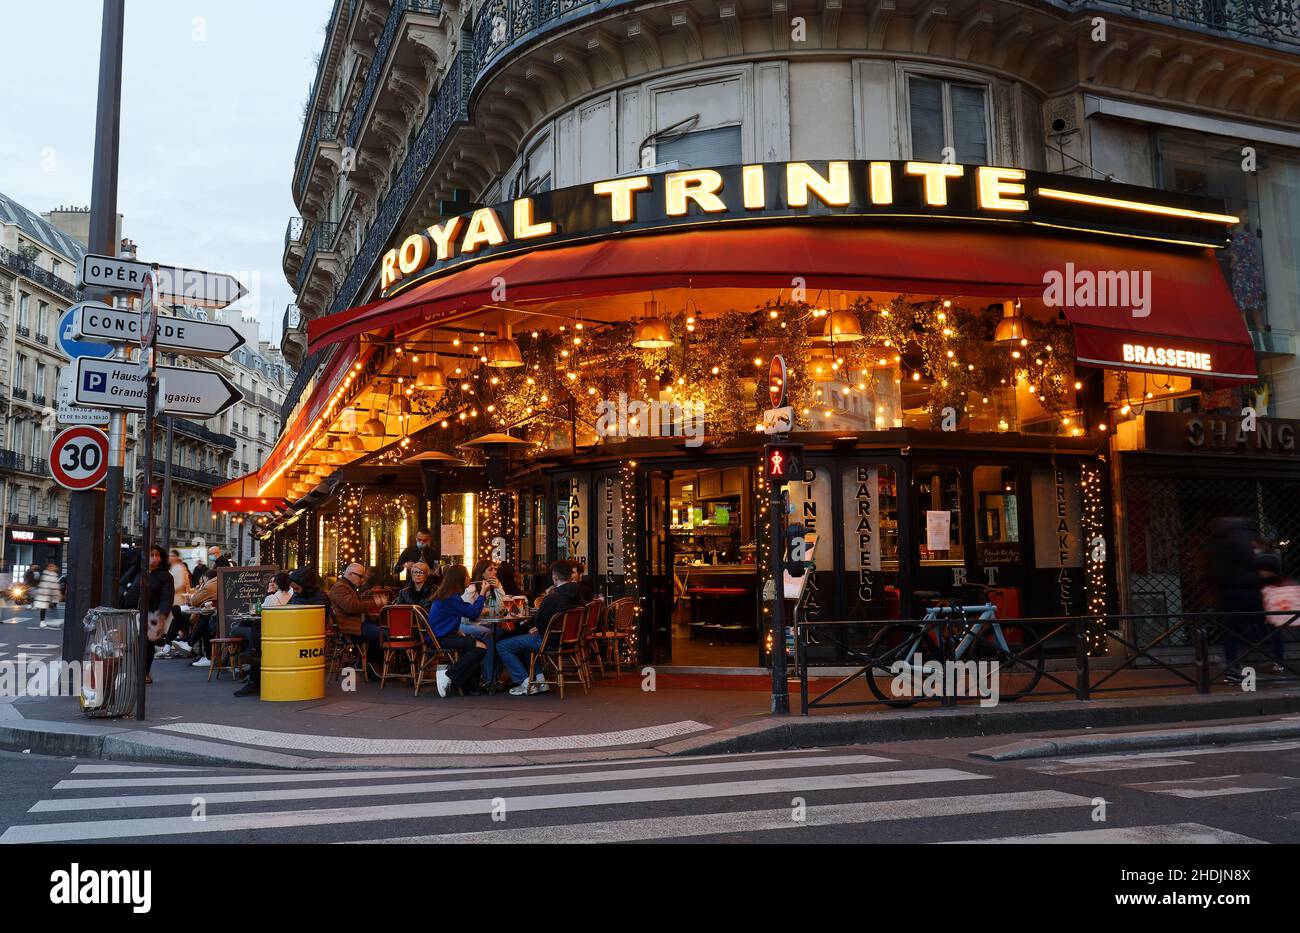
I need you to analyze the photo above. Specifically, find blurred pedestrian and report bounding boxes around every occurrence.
[33,563,60,627]
[1207,517,1268,684]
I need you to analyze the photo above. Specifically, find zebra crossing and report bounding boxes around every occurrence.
[0,746,1275,844]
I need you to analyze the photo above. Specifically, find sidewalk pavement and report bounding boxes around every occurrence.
[4,644,1300,768]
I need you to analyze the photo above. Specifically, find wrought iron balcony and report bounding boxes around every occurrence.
[292,0,354,181]
[295,220,342,295]
[1061,0,1300,48]
[36,333,48,345]
[26,514,37,526]
[5,513,16,524]
[12,388,27,401]
[29,458,47,475]
[32,394,46,407]
[0,451,22,472]
[294,109,341,201]
[16,325,29,339]
[0,247,81,303]
[342,1,443,155]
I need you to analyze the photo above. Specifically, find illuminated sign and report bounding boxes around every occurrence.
[764,443,803,483]
[1121,343,1213,372]
[381,160,1238,297]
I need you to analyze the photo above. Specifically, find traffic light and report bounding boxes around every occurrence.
[785,522,809,577]
[149,483,161,514]
[763,443,803,484]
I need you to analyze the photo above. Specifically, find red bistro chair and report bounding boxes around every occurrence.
[379,603,424,690]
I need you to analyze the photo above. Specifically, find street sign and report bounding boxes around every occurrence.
[73,302,246,356]
[58,306,114,360]
[762,405,794,435]
[56,369,110,425]
[140,268,157,349]
[768,354,788,409]
[51,426,110,491]
[74,357,242,419]
[77,252,249,309]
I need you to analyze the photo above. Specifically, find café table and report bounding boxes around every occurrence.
[474,608,536,689]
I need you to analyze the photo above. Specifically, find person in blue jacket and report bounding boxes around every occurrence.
[424,564,488,697]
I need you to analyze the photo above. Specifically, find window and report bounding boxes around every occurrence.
[654,125,742,169]
[14,355,26,389]
[17,292,30,328]
[907,75,989,163]
[915,465,964,564]
[35,363,46,397]
[50,259,60,279]
[972,465,1021,564]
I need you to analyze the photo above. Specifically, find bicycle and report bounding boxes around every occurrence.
[865,584,1044,707]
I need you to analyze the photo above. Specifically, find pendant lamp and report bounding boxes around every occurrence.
[488,323,524,368]
[994,299,1024,344]
[632,298,674,349]
[820,293,864,344]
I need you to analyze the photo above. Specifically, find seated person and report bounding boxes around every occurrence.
[498,559,587,696]
[289,566,329,608]
[463,561,506,690]
[263,572,293,608]
[424,564,488,698]
[183,574,220,669]
[329,562,381,675]
[394,562,435,613]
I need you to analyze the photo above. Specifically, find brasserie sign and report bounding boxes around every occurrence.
[381,160,1239,297]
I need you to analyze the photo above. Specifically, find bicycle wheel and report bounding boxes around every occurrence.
[959,621,1044,701]
[865,622,943,707]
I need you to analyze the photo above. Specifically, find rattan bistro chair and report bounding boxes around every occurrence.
[527,606,589,698]
[413,611,462,698]
[379,604,425,691]
[591,597,635,675]
[581,597,606,679]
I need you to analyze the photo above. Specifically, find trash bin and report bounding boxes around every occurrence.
[80,607,142,719]
[260,605,327,702]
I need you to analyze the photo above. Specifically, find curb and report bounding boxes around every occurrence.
[969,718,1300,761]
[654,689,1300,757]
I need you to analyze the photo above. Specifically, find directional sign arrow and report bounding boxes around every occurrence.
[74,357,243,419]
[77,253,248,309]
[72,302,246,356]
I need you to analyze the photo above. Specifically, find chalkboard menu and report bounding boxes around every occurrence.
[216,565,278,637]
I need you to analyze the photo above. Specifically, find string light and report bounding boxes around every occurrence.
[1080,461,1109,655]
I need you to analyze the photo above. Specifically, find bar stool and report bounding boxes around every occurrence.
[208,637,245,682]
[687,586,750,644]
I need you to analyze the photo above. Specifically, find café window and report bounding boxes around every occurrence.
[906,74,989,164]
[669,467,754,568]
[439,492,477,570]
[361,492,419,580]
[915,464,963,564]
[972,465,1021,564]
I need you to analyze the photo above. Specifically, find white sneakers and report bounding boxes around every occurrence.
[436,669,451,698]
[534,673,550,694]
[508,682,531,696]
[173,639,193,655]
[154,646,173,659]
[509,674,551,696]
[191,657,211,668]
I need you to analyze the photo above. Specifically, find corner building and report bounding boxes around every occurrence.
[256,0,1300,668]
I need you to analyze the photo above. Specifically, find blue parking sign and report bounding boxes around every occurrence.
[59,307,113,359]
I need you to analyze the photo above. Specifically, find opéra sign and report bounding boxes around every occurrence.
[381,159,1239,296]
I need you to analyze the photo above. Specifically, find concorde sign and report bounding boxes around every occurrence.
[76,253,248,309]
[74,357,242,419]
[71,301,246,356]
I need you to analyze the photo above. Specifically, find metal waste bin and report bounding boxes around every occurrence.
[260,605,327,702]
[80,607,142,719]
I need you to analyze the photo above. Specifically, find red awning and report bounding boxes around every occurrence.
[306,224,1254,381]
[211,472,288,514]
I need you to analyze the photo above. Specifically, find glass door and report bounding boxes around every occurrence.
[641,470,674,664]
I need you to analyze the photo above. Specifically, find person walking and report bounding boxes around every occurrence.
[1207,517,1269,684]
[125,546,174,686]
[33,563,61,627]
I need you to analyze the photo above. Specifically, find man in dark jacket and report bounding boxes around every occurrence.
[393,529,437,577]
[1207,517,1268,683]
[498,559,587,695]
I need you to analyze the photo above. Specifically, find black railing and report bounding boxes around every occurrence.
[28,459,47,477]
[0,452,20,471]
[294,109,342,201]
[36,333,48,345]
[171,417,236,449]
[6,512,17,524]
[295,220,341,294]
[1071,0,1300,48]
[167,463,227,487]
[0,247,81,303]
[292,0,353,183]
[32,394,46,407]
[342,1,442,155]
[16,325,29,339]
[12,388,27,401]
[26,514,38,526]
[796,610,1300,714]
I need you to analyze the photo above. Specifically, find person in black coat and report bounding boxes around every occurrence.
[393,529,437,576]
[131,546,175,683]
[394,562,436,614]
[1207,517,1269,683]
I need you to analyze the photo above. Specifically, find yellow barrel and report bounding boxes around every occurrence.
[259,605,327,702]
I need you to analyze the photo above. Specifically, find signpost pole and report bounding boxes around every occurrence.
[769,456,789,715]
[135,267,160,722]
[159,416,174,551]
[64,0,124,665]
[100,337,128,617]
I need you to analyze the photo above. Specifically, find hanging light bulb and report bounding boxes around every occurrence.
[632,298,673,349]
[994,299,1025,343]
[488,322,524,368]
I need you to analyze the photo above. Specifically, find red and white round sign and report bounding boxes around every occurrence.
[51,426,110,491]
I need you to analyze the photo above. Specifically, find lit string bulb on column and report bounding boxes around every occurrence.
[619,459,639,664]
[337,483,364,574]
[1080,461,1109,654]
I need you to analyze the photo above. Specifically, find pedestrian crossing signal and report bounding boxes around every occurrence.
[764,443,803,483]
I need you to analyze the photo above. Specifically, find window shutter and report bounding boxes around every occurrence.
[908,77,945,161]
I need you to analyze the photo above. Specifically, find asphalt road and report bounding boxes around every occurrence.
[0,733,1297,844]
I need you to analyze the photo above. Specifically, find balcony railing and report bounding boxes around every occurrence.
[342,1,443,155]
[1063,0,1300,47]
[28,458,47,475]
[12,388,27,401]
[26,514,37,526]
[16,325,30,339]
[0,452,23,472]
[0,247,81,303]
[294,110,342,201]
[6,513,17,524]
[291,0,354,178]
[32,394,46,407]
[36,333,48,346]
[295,220,342,294]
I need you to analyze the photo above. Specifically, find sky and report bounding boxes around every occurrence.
[0,0,329,347]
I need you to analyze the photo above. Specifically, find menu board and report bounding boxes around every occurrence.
[216,565,278,637]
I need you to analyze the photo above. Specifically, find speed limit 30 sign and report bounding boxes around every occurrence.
[51,426,110,491]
